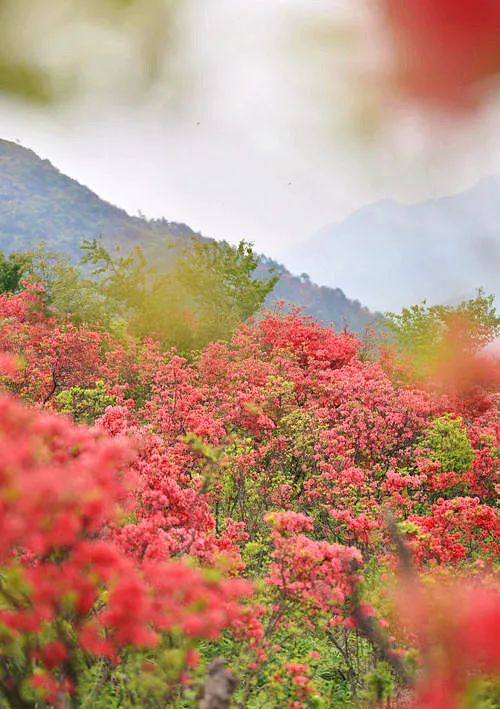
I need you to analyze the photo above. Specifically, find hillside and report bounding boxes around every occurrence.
[289,179,500,312]
[0,139,377,332]
[0,139,196,255]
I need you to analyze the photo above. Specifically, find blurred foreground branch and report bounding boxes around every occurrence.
[199,659,238,709]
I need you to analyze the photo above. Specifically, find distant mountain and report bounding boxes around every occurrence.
[0,139,197,255]
[0,139,377,332]
[288,178,500,313]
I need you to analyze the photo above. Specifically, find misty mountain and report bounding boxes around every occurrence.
[0,138,197,255]
[288,178,500,313]
[0,139,376,332]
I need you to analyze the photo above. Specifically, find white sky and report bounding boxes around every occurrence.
[1,0,500,268]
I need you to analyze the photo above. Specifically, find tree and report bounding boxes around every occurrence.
[0,249,31,293]
[81,237,277,351]
[174,239,277,342]
[0,245,127,335]
[382,291,500,381]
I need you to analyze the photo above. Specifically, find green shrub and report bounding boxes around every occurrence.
[421,414,474,474]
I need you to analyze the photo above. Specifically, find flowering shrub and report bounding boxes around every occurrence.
[0,383,251,705]
[0,288,498,706]
[266,511,361,615]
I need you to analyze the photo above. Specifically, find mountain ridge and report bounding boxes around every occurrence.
[289,177,500,312]
[0,139,377,332]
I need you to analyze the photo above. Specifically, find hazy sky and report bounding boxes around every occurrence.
[1,0,500,269]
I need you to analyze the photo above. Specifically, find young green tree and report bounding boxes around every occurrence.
[0,249,32,293]
[3,246,117,330]
[173,238,277,344]
[383,291,499,380]
[81,237,277,351]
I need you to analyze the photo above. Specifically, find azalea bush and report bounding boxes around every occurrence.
[0,365,252,706]
[0,285,498,707]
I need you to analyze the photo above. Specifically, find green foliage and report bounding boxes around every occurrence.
[54,381,116,424]
[421,414,474,474]
[463,678,500,709]
[199,623,366,708]
[1,238,275,352]
[28,247,119,328]
[361,661,395,705]
[174,239,278,341]
[0,250,31,293]
[383,291,500,378]
[75,645,203,709]
[0,246,128,338]
[81,237,277,350]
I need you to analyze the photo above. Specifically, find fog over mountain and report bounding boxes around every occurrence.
[289,177,500,312]
[2,137,498,325]
[0,138,376,332]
